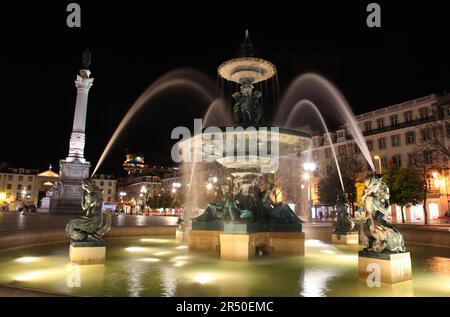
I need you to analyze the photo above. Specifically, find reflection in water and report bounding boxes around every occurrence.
[123,262,149,297]
[160,266,177,297]
[300,268,336,297]
[427,257,450,275]
[0,238,449,296]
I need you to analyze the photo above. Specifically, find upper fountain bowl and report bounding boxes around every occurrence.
[218,57,277,85]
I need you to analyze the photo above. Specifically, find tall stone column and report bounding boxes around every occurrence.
[68,70,93,160]
[49,65,93,214]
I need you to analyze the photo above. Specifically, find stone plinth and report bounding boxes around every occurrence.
[220,231,305,261]
[358,250,412,284]
[332,232,359,245]
[188,230,220,252]
[220,233,253,261]
[69,241,106,265]
[270,232,305,255]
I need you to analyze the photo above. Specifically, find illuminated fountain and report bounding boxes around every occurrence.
[177,31,311,261]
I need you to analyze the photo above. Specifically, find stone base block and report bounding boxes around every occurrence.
[69,244,106,265]
[358,251,412,284]
[270,232,305,255]
[188,230,220,252]
[332,232,359,245]
[220,232,305,261]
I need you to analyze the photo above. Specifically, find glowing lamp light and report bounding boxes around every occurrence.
[0,192,6,200]
[173,261,188,267]
[175,246,188,250]
[14,271,42,282]
[125,247,145,252]
[194,273,214,284]
[154,251,172,256]
[302,173,310,181]
[303,162,317,172]
[171,188,177,193]
[206,183,213,191]
[15,257,39,263]
[139,258,160,263]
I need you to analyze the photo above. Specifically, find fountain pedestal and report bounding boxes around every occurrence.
[358,251,412,284]
[188,230,220,252]
[220,231,305,261]
[69,241,106,265]
[332,232,359,245]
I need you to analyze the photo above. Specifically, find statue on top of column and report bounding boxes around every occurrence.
[82,49,91,70]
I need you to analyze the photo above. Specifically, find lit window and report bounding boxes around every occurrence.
[377,118,384,129]
[404,111,413,122]
[378,138,386,149]
[313,151,319,161]
[406,131,415,144]
[391,135,400,147]
[390,115,398,126]
[419,107,429,119]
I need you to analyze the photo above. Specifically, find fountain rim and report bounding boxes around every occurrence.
[218,57,277,84]
[183,126,311,139]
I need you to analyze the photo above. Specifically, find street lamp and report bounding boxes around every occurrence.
[303,162,317,172]
[374,156,382,174]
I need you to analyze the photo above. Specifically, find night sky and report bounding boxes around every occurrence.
[1,1,450,175]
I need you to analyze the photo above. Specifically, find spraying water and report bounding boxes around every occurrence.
[285,99,344,191]
[186,100,232,198]
[275,73,375,172]
[92,69,220,176]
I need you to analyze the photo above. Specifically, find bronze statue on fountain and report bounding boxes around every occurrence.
[66,179,112,245]
[360,173,406,254]
[192,181,303,233]
[332,192,356,238]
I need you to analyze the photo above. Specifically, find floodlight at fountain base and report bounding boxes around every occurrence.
[220,232,305,261]
[358,251,412,284]
[69,241,106,265]
[332,232,359,245]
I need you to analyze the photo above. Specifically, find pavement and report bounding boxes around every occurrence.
[0,212,178,234]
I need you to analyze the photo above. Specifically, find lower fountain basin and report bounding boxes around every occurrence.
[0,236,449,296]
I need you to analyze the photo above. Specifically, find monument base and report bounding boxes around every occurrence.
[69,241,106,265]
[49,158,90,214]
[188,230,220,252]
[358,250,412,284]
[220,231,305,261]
[332,232,359,245]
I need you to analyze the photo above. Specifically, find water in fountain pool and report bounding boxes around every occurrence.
[0,237,448,297]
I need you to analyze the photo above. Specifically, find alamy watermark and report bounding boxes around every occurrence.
[171,119,280,173]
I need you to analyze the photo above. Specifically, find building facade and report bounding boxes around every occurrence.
[91,174,117,204]
[307,93,450,222]
[0,165,39,210]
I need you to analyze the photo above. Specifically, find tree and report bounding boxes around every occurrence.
[317,154,365,214]
[383,166,423,223]
[412,140,447,225]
